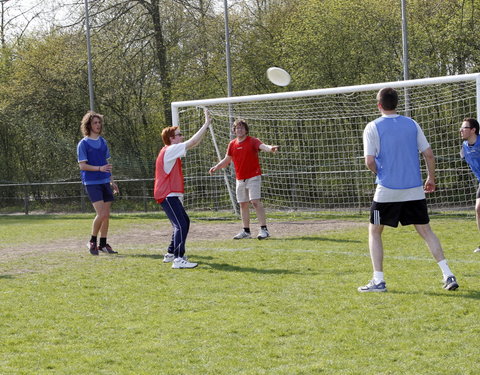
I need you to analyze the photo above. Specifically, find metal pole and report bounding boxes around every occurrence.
[84,0,95,111]
[223,0,239,216]
[223,0,233,99]
[401,0,411,116]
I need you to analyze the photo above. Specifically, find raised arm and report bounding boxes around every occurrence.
[184,108,212,150]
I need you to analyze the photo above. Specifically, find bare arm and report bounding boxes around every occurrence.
[421,147,436,193]
[209,155,232,175]
[79,161,112,173]
[79,161,119,193]
[259,144,279,153]
[184,108,211,150]
[365,155,377,175]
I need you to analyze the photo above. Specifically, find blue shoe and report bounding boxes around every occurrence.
[358,280,387,293]
[443,276,459,291]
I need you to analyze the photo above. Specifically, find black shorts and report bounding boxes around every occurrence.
[370,199,430,228]
[85,183,115,203]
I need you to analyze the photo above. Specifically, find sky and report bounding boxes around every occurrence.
[4,0,75,36]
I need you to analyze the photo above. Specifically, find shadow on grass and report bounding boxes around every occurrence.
[0,274,15,279]
[190,255,313,274]
[201,261,309,274]
[122,254,163,260]
[269,236,361,243]
[389,290,480,300]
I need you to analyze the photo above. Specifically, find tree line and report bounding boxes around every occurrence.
[0,0,479,194]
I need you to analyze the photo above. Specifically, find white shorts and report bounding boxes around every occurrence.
[236,175,262,203]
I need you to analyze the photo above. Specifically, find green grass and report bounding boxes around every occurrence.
[1,213,479,374]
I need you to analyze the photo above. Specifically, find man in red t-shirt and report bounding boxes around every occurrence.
[209,119,279,239]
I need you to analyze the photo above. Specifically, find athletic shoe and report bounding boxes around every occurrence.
[87,241,98,256]
[257,228,270,240]
[358,280,387,292]
[474,247,480,253]
[233,230,251,240]
[443,275,459,291]
[172,258,198,269]
[163,253,175,263]
[98,244,118,254]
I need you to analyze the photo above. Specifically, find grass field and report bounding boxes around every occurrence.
[1,212,479,374]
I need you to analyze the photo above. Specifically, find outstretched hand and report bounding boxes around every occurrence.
[271,145,279,153]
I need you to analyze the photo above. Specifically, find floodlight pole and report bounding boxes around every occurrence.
[401,0,411,116]
[84,0,95,111]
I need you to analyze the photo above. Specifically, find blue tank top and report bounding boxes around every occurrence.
[462,138,480,182]
[374,116,423,189]
[78,137,111,185]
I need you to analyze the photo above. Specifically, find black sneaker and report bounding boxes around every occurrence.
[98,244,118,254]
[87,241,98,256]
[443,275,459,291]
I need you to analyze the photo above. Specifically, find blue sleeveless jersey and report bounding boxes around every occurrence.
[462,138,480,182]
[374,116,423,189]
[77,137,111,185]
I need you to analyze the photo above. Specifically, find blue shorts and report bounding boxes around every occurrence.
[85,183,115,203]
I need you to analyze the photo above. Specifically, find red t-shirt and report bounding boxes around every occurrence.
[227,136,262,180]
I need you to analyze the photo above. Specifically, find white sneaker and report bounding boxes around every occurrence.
[474,247,480,253]
[163,253,175,263]
[233,230,251,239]
[172,258,198,269]
[257,228,270,240]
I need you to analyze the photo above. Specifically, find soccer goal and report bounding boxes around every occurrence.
[172,73,480,214]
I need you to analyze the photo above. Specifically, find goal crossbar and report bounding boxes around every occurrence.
[172,73,480,126]
[170,73,480,214]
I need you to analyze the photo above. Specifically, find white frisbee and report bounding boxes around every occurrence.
[267,67,291,86]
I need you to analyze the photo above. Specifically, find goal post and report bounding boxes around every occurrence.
[171,73,480,214]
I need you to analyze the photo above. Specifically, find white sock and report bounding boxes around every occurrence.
[373,271,384,284]
[437,259,453,280]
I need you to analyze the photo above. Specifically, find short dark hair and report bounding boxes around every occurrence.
[464,118,480,135]
[233,119,249,134]
[376,87,398,111]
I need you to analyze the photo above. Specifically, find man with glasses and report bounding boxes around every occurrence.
[154,108,211,269]
[459,118,480,252]
[359,87,459,292]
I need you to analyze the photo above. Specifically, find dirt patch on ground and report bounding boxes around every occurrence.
[1,220,366,263]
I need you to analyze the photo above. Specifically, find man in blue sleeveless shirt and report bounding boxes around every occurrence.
[359,87,458,292]
[77,111,119,256]
[460,118,480,253]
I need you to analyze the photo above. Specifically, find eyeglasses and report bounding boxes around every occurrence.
[460,127,472,131]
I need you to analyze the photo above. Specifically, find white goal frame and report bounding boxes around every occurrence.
[171,73,480,214]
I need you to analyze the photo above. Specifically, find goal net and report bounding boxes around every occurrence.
[172,74,480,214]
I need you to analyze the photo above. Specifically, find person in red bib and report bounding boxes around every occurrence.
[209,119,279,240]
[154,108,211,269]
